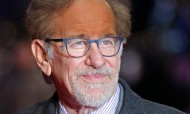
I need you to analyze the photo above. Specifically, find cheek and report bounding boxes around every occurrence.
[51,57,68,83]
[51,56,84,88]
[106,55,121,71]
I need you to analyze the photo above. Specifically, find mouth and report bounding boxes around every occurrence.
[82,74,107,82]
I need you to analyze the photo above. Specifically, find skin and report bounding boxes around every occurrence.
[31,0,123,113]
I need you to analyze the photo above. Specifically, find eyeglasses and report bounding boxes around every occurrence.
[45,36,126,58]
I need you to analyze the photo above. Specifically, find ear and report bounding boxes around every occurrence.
[31,39,52,76]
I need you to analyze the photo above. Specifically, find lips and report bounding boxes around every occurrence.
[82,74,106,81]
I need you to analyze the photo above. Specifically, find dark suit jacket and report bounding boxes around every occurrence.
[18,78,186,114]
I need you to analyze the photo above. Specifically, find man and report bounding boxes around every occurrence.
[20,0,185,113]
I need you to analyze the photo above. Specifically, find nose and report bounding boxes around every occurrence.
[85,43,106,68]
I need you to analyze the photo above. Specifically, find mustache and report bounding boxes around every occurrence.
[73,66,115,77]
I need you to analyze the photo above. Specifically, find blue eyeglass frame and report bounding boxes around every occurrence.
[45,36,126,57]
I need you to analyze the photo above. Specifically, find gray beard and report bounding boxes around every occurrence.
[70,66,118,108]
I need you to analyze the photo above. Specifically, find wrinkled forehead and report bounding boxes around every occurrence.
[54,0,116,28]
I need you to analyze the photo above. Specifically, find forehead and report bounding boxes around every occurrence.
[52,0,116,37]
[65,0,113,23]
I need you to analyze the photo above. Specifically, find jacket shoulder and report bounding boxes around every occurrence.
[17,94,57,114]
[139,98,186,114]
[118,78,186,114]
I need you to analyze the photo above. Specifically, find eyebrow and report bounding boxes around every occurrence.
[69,34,85,38]
[103,33,117,37]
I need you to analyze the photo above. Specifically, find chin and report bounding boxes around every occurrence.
[72,80,117,108]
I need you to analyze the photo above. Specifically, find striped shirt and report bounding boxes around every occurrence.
[59,84,120,114]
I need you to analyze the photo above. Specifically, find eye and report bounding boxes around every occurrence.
[99,38,116,47]
[75,41,85,45]
[67,39,87,49]
[102,40,112,45]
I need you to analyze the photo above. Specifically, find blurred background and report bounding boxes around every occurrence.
[0,0,189,113]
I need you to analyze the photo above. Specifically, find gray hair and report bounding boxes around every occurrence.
[26,0,131,40]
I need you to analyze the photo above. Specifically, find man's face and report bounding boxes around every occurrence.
[48,0,122,107]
